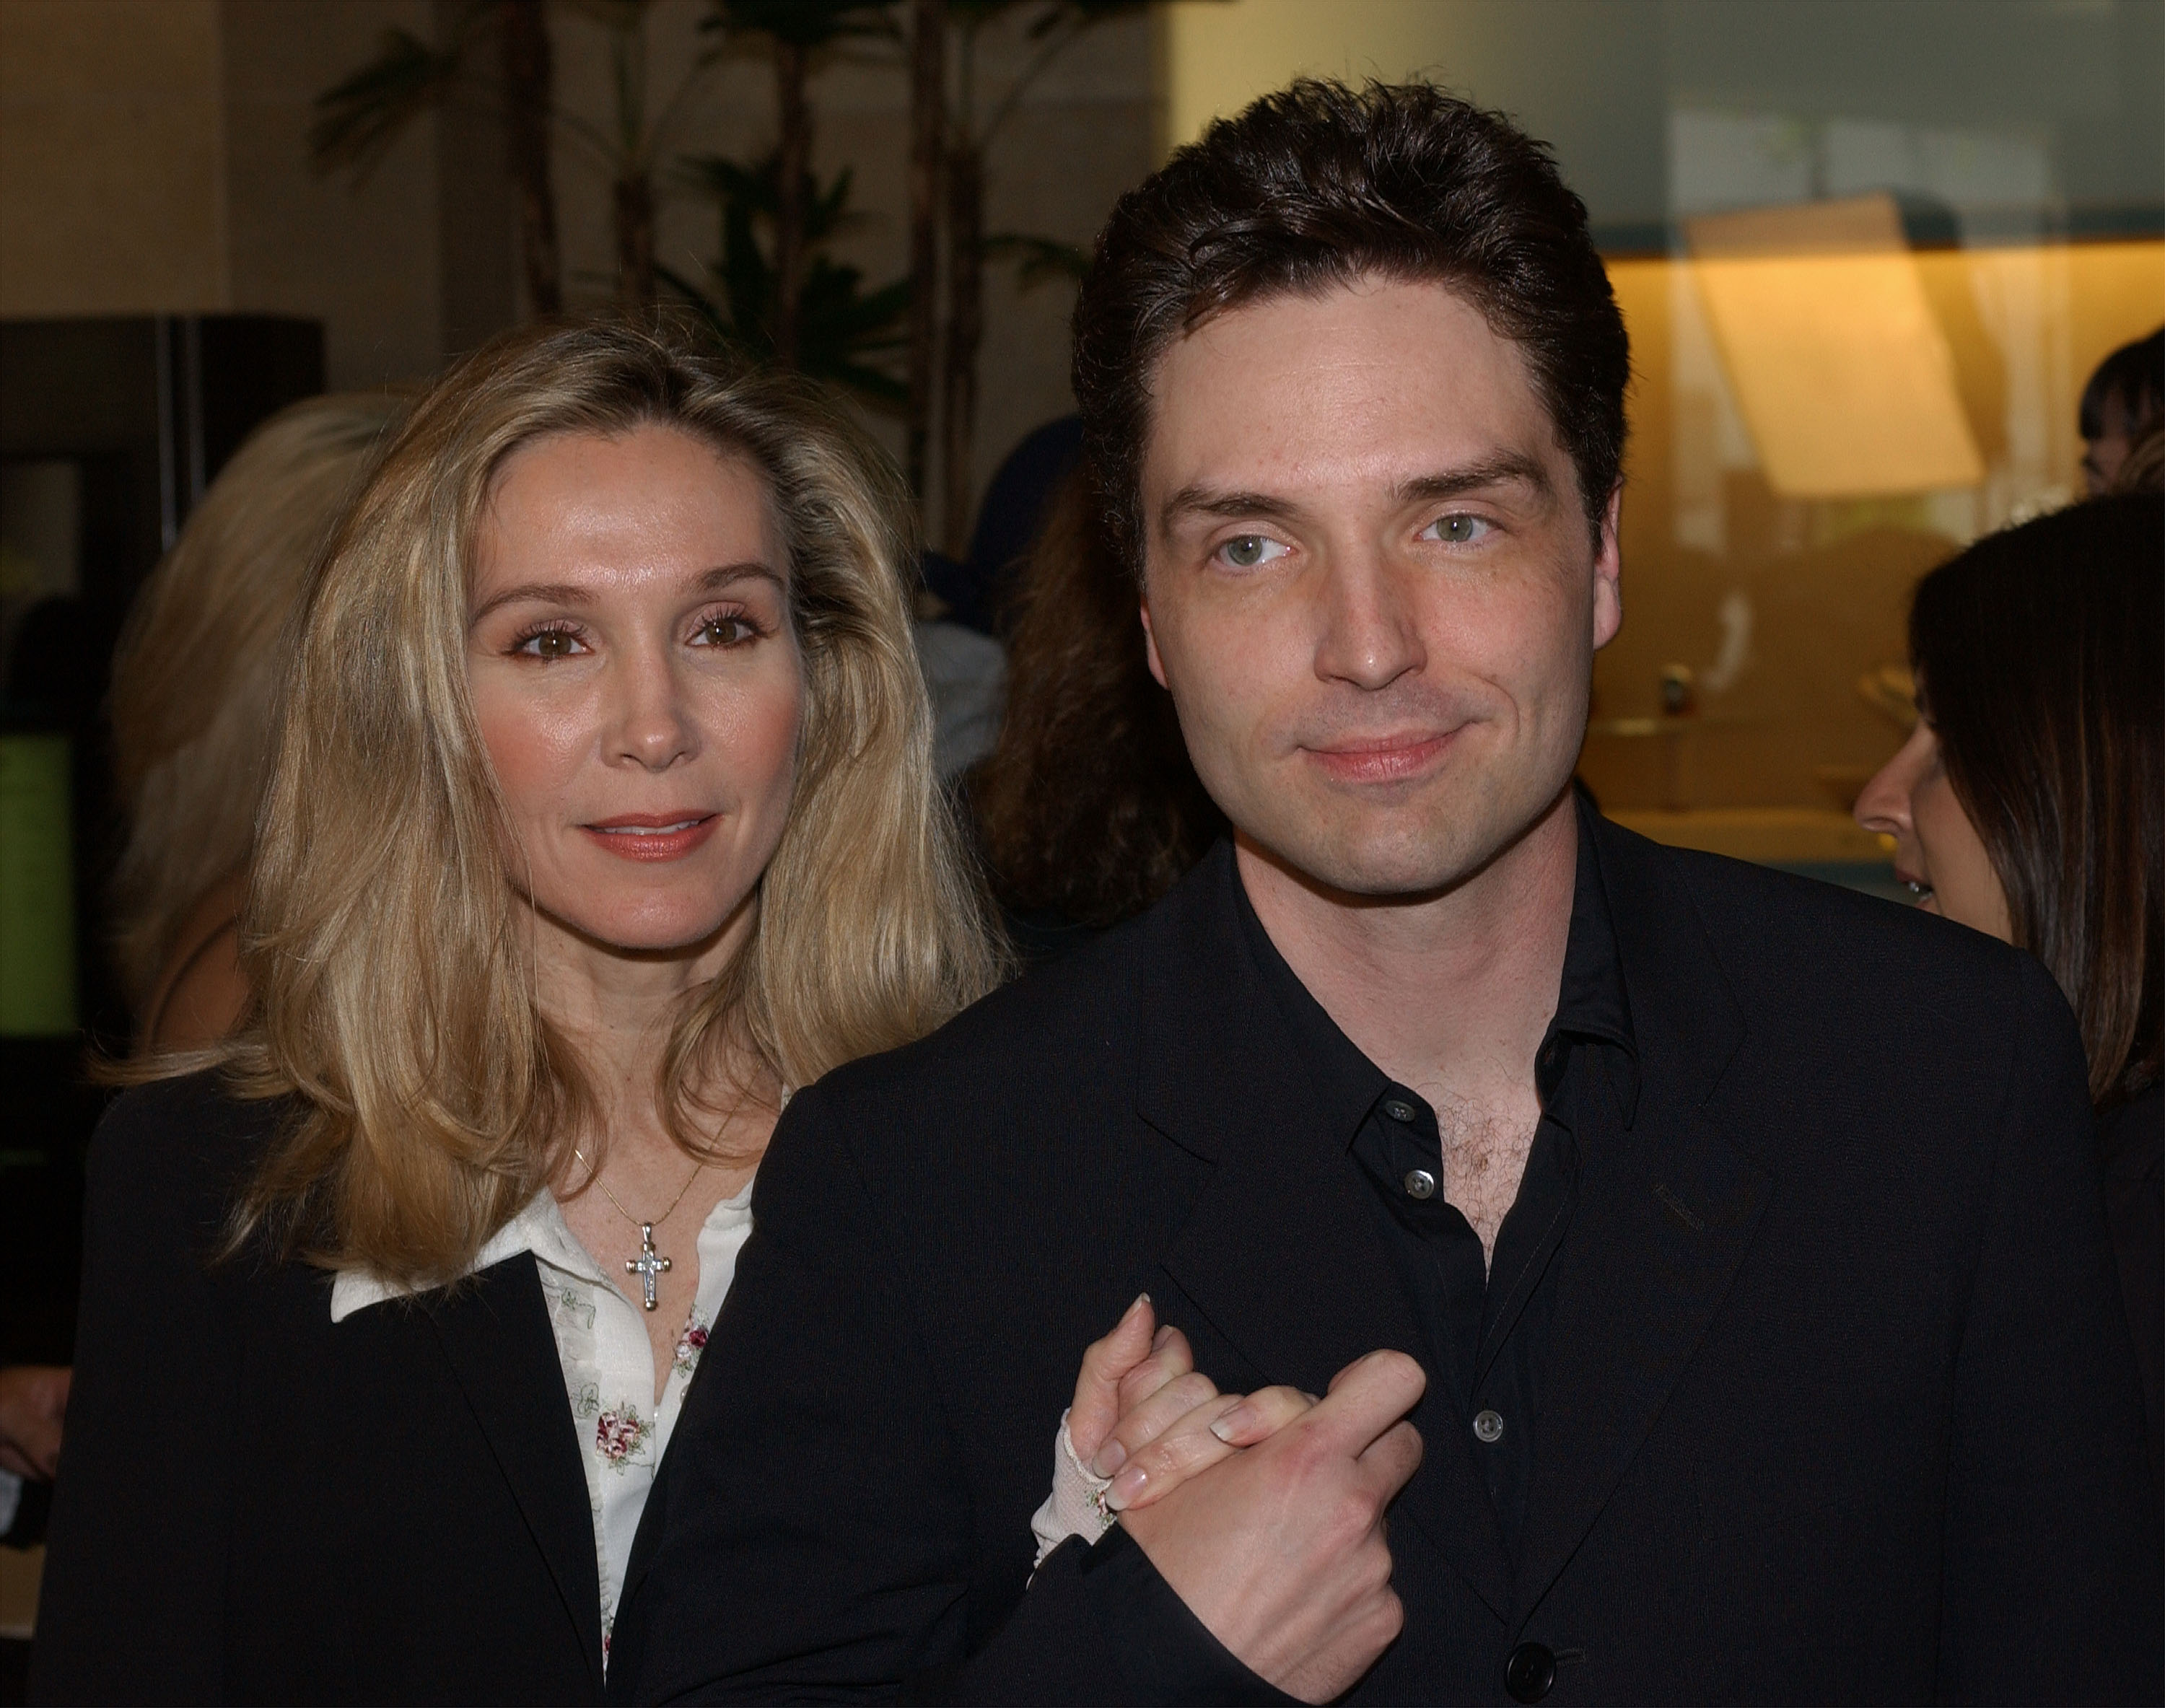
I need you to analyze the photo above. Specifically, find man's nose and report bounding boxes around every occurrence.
[606,647,698,771]
[1311,546,1425,692]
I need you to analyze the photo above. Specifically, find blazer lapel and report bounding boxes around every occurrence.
[1513,820,1770,1629]
[424,1253,605,1688]
[1139,849,1516,1621]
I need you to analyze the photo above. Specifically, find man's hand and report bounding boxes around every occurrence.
[0,1364,71,1481]
[1119,1350,1425,1704]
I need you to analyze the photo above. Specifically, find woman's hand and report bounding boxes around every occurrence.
[1066,1297,1313,1510]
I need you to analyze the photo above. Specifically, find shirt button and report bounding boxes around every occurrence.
[1473,1409,1505,1442]
[1402,1168,1437,1200]
[1382,1097,1418,1124]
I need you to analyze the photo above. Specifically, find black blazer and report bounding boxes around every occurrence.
[30,1075,605,1705]
[612,816,2164,1705]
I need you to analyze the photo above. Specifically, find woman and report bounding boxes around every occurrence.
[108,391,405,1049]
[1853,491,2163,1498]
[30,319,1002,1703]
[969,464,1225,960]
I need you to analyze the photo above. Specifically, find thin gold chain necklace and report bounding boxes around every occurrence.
[571,1146,705,1312]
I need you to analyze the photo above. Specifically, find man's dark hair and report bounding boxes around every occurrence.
[2079,325,2164,440]
[1072,79,1630,576]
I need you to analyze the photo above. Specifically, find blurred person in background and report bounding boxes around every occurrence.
[2080,325,2163,496]
[30,319,1003,1704]
[2,395,401,1554]
[108,392,405,1051]
[1855,491,2164,1499]
[969,463,1224,961]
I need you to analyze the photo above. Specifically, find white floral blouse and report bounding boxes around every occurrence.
[331,1180,756,1659]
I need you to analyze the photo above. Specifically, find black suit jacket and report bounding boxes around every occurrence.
[612,817,2163,1704]
[30,1075,605,1705]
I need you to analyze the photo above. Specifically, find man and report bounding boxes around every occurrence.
[613,83,2161,1704]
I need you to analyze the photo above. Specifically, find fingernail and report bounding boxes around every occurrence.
[1125,1292,1150,1319]
[1090,1437,1128,1479]
[1106,1463,1147,1510]
[1210,1403,1257,1443]
[1151,1325,1175,1352]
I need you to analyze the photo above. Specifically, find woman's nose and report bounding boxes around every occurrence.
[1854,724,1928,838]
[607,651,698,771]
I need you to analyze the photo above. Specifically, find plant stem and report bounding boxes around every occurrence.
[499,0,561,314]
[940,138,983,556]
[906,0,946,511]
[772,37,810,368]
[615,171,657,312]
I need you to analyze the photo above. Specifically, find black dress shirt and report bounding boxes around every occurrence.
[1235,805,1635,1558]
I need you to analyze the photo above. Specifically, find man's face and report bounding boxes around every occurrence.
[1137,277,1622,900]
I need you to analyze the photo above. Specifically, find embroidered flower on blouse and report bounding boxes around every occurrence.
[595,1406,651,1467]
[551,1282,597,1332]
[572,1380,600,1419]
[673,1313,711,1378]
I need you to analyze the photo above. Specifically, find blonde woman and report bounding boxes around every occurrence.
[108,391,405,1049]
[30,320,1003,1704]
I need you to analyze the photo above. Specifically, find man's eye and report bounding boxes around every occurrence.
[694,616,758,647]
[1425,513,1492,546]
[1217,535,1287,569]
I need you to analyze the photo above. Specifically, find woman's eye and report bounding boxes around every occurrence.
[693,615,758,647]
[512,628,585,660]
[1216,535,1288,569]
[1425,513,1492,546]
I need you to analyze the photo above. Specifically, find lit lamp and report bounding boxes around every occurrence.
[1686,194,1983,498]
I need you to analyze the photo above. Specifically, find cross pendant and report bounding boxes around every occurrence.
[625,1222,672,1311]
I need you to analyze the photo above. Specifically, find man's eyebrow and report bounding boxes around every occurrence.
[1157,483,1307,537]
[469,561,782,625]
[1396,452,1554,505]
[1157,452,1557,540]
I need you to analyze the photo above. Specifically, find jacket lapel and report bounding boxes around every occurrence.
[1139,849,1516,1621]
[423,1253,605,1688]
[1512,818,1770,1628]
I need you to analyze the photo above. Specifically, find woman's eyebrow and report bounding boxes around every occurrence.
[469,582,593,624]
[694,561,784,593]
[470,562,783,625]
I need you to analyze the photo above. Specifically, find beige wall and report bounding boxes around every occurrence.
[1,0,232,316]
[1,0,501,390]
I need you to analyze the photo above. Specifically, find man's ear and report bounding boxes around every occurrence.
[1591,483,1623,651]
[1139,594,1171,689]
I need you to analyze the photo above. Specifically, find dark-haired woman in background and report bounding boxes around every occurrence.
[1856,491,2164,1497]
[968,465,1224,960]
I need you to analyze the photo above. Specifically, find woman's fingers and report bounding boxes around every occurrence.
[1090,1367,1220,1477]
[1115,1323,1196,1414]
[1107,1383,1317,1511]
[1067,1293,1156,1464]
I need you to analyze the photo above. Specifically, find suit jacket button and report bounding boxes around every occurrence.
[1505,1641,1557,1703]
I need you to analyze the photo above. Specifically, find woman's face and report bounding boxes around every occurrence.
[467,423,805,959]
[1854,714,2013,941]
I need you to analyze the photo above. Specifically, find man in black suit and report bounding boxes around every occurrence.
[611,82,2162,1705]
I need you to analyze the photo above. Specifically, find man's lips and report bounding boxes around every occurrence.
[1301,729,1458,784]
[579,812,720,862]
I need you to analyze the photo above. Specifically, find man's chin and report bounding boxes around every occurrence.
[1245,815,1501,903]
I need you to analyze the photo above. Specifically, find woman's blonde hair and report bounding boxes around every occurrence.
[202,317,1002,1284]
[108,393,405,1011]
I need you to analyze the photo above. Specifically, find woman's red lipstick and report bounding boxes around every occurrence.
[579,812,719,862]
